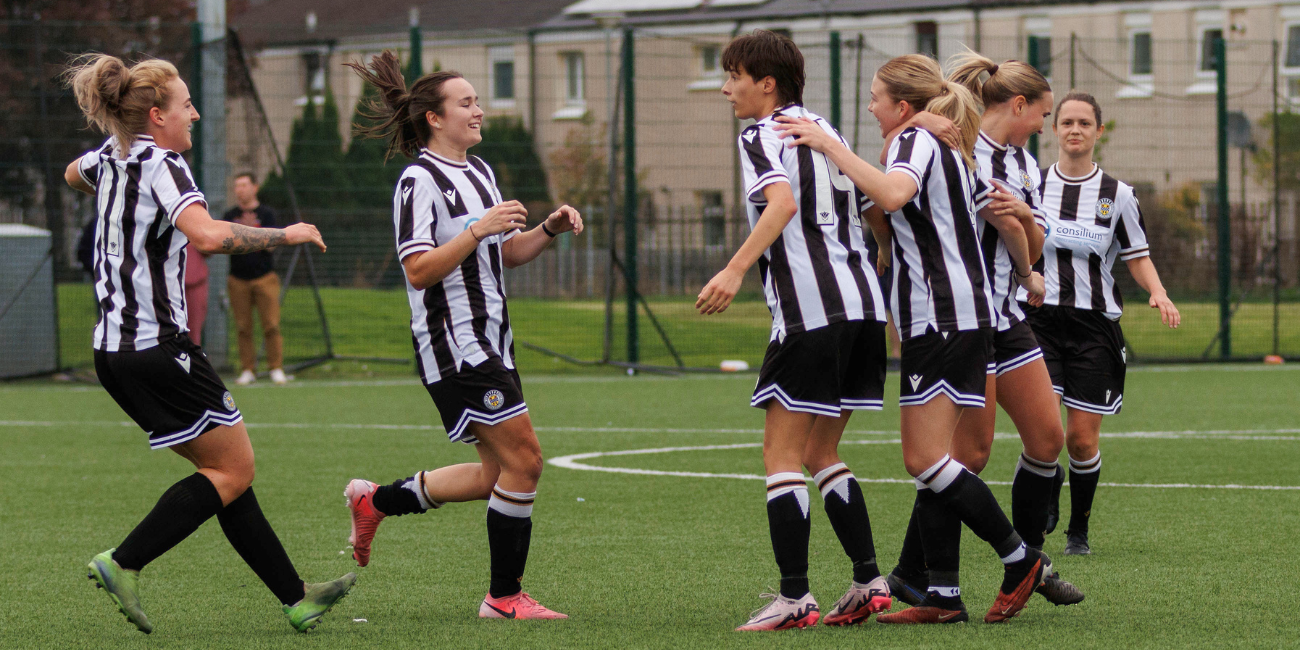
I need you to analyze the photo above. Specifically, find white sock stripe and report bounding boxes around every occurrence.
[811,463,848,485]
[914,478,927,491]
[766,472,809,501]
[1020,453,1059,470]
[406,471,433,510]
[813,464,855,496]
[1070,451,1102,473]
[1015,455,1059,479]
[487,495,533,518]
[927,460,966,493]
[491,485,537,502]
[917,455,952,484]
[1000,542,1027,564]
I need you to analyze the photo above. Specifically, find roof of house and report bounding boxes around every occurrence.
[231,0,577,47]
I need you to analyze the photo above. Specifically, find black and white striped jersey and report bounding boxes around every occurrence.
[737,105,887,342]
[883,127,995,340]
[395,149,517,384]
[79,136,206,352]
[1017,163,1149,319]
[974,132,1048,331]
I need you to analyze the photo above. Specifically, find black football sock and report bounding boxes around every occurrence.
[1011,453,1059,549]
[916,485,963,608]
[113,473,224,572]
[893,491,928,583]
[217,487,306,606]
[814,463,879,583]
[766,472,811,599]
[1067,451,1102,536]
[486,485,534,599]
[372,472,438,517]
[918,456,1035,594]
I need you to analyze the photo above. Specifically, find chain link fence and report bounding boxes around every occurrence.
[2,19,1297,378]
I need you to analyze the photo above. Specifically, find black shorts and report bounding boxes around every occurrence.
[993,320,1045,377]
[1021,302,1126,415]
[751,319,887,416]
[899,328,994,408]
[424,356,527,444]
[94,336,242,449]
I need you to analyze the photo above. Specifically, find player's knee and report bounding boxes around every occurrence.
[902,450,943,479]
[1066,439,1097,461]
[963,451,991,474]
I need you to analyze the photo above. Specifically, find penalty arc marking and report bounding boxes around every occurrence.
[547,439,1300,491]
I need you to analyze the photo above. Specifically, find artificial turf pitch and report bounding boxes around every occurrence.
[2,364,1298,649]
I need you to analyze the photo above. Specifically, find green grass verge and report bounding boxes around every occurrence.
[2,365,1300,648]
[57,284,1300,376]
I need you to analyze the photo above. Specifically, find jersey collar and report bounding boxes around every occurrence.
[978,130,1007,152]
[1050,162,1100,184]
[419,148,469,169]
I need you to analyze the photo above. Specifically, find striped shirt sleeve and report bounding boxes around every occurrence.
[76,139,112,187]
[154,154,207,224]
[738,124,788,203]
[1115,191,1150,260]
[395,169,438,260]
[885,129,934,201]
[972,171,994,213]
[1025,163,1047,231]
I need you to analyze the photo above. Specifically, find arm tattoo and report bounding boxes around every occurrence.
[220,224,287,255]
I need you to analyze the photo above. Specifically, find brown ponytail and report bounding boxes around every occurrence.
[345,50,464,160]
[64,53,179,157]
[947,49,1050,108]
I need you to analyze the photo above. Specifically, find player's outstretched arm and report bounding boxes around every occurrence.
[403,201,527,289]
[771,117,917,213]
[501,204,583,269]
[1125,256,1180,328]
[65,157,95,196]
[696,182,796,315]
[176,203,326,256]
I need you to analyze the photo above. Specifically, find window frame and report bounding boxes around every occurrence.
[915,21,938,58]
[488,45,517,109]
[1185,13,1225,96]
[553,51,587,120]
[689,43,724,91]
[1117,26,1154,99]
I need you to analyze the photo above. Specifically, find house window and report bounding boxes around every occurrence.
[1028,35,1052,78]
[700,192,726,247]
[1131,32,1152,76]
[689,44,725,90]
[564,52,584,103]
[489,45,515,108]
[1287,24,1300,68]
[916,21,938,58]
[1199,28,1223,72]
[296,51,326,106]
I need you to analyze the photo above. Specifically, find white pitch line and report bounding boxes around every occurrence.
[547,440,1300,491]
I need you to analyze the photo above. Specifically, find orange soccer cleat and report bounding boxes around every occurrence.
[344,479,385,567]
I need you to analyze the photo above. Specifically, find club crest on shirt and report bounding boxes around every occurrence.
[222,391,236,411]
[1020,168,1034,191]
[483,389,505,411]
[1096,198,1114,220]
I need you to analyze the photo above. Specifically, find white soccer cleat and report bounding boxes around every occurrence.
[822,576,892,625]
[235,370,256,385]
[270,368,290,385]
[735,592,819,631]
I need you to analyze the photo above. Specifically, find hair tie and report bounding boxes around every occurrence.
[989,63,999,75]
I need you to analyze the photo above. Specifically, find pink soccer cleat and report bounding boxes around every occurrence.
[478,592,568,619]
[344,479,385,567]
[822,576,892,626]
[735,592,819,631]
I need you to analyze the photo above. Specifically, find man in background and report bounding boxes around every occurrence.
[225,172,288,385]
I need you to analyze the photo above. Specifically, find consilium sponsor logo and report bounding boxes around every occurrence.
[1052,224,1107,243]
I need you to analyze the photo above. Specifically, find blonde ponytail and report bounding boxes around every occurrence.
[876,54,982,169]
[947,48,1050,108]
[64,53,179,157]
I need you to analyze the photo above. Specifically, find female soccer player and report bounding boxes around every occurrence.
[775,54,1052,625]
[341,52,581,620]
[64,54,354,634]
[697,30,898,631]
[882,52,1082,608]
[1023,92,1180,556]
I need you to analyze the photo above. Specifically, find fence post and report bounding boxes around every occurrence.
[829,31,841,130]
[197,0,230,369]
[1069,33,1076,90]
[1273,40,1282,357]
[407,8,422,82]
[1027,35,1040,156]
[622,26,638,365]
[1215,35,1231,359]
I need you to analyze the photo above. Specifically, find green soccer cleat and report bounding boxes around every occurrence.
[283,573,357,633]
[87,548,152,634]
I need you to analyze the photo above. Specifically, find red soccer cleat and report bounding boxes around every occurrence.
[822,576,892,626]
[478,592,568,619]
[985,552,1051,623]
[876,604,969,624]
[344,479,385,567]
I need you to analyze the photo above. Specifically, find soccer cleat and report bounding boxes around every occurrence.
[1044,465,1066,535]
[885,570,928,607]
[822,576,892,626]
[876,602,968,624]
[478,592,568,619]
[235,370,256,385]
[1064,531,1091,556]
[984,550,1051,623]
[345,479,385,567]
[87,549,152,634]
[1036,571,1086,605]
[735,592,819,631]
[283,573,357,632]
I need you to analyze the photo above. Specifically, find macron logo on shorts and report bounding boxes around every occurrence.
[909,374,923,390]
[175,352,191,373]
